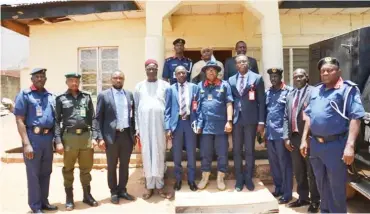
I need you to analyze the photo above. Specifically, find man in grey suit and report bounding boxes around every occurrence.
[95,71,136,204]
[283,69,320,213]
[224,41,259,80]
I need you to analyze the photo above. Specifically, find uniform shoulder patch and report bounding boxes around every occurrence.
[344,80,357,86]
[22,88,31,94]
[165,57,172,62]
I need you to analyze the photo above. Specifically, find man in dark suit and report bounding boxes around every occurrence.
[228,54,265,191]
[224,41,259,80]
[283,68,320,213]
[95,71,136,204]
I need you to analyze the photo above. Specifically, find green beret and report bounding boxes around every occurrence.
[317,57,340,70]
[267,68,283,75]
[65,73,81,79]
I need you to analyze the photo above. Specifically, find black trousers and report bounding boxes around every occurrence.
[291,132,320,202]
[106,130,133,195]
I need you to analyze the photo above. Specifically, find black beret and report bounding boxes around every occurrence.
[65,72,81,79]
[173,38,185,45]
[30,68,47,75]
[267,68,283,75]
[317,57,340,70]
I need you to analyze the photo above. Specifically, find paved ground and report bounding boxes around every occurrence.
[0,164,369,213]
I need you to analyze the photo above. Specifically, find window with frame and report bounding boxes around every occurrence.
[283,48,309,86]
[79,47,119,97]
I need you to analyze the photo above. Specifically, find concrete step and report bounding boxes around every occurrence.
[174,178,278,213]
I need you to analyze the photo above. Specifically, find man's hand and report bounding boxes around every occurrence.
[91,139,98,149]
[197,128,202,134]
[224,122,232,133]
[98,139,106,151]
[23,144,34,159]
[55,143,64,155]
[342,145,355,165]
[166,130,173,141]
[300,138,309,158]
[257,124,264,135]
[284,139,294,152]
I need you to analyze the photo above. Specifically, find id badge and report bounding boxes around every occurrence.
[207,94,213,101]
[249,90,255,101]
[80,108,86,117]
[36,106,43,117]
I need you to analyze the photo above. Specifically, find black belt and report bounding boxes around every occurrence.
[312,132,346,143]
[65,127,89,135]
[179,115,190,120]
[30,126,52,135]
[116,128,129,133]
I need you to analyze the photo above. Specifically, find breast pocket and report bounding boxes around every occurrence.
[62,100,73,109]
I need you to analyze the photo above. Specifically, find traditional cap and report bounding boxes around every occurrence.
[267,68,283,75]
[201,61,221,73]
[65,72,81,78]
[145,59,158,66]
[200,46,213,53]
[173,38,185,45]
[30,68,47,75]
[317,57,340,70]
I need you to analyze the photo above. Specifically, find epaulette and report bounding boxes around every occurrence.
[165,57,172,62]
[344,80,357,86]
[22,88,31,94]
[314,82,324,88]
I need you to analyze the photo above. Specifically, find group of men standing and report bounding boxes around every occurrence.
[11,37,365,214]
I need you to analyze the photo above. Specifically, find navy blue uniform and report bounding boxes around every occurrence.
[14,86,55,211]
[197,80,233,172]
[162,56,193,85]
[265,84,293,200]
[305,79,365,213]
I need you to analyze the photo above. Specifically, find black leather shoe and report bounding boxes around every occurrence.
[41,203,58,211]
[174,180,182,191]
[82,185,98,207]
[245,178,255,191]
[278,197,291,204]
[31,209,44,213]
[111,194,119,204]
[271,189,283,197]
[188,182,198,191]
[308,202,320,213]
[288,199,310,208]
[119,192,136,201]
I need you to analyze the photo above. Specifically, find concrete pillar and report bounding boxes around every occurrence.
[259,2,283,88]
[145,2,164,72]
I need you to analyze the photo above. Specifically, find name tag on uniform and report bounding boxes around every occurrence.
[80,108,86,117]
[36,106,43,117]
[249,91,255,101]
[207,94,213,101]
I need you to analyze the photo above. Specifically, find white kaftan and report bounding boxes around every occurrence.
[134,79,170,180]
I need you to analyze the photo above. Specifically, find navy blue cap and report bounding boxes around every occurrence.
[65,72,81,79]
[317,57,340,70]
[173,38,185,45]
[202,61,221,73]
[30,68,47,75]
[267,68,283,75]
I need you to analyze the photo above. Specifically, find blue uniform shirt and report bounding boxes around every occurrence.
[162,56,193,85]
[265,84,292,140]
[197,80,233,135]
[305,78,365,137]
[14,86,55,142]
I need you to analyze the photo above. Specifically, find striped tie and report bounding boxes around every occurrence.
[180,84,186,116]
[239,75,245,96]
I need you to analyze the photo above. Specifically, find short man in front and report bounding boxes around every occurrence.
[301,57,365,213]
[135,59,171,199]
[14,68,58,213]
[165,65,199,192]
[54,73,98,210]
[95,71,136,204]
[283,68,320,212]
[265,68,293,204]
[197,61,233,191]
[228,54,265,191]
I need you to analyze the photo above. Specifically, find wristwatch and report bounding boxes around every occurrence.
[227,120,232,123]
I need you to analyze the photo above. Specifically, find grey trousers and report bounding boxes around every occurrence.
[146,176,164,189]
